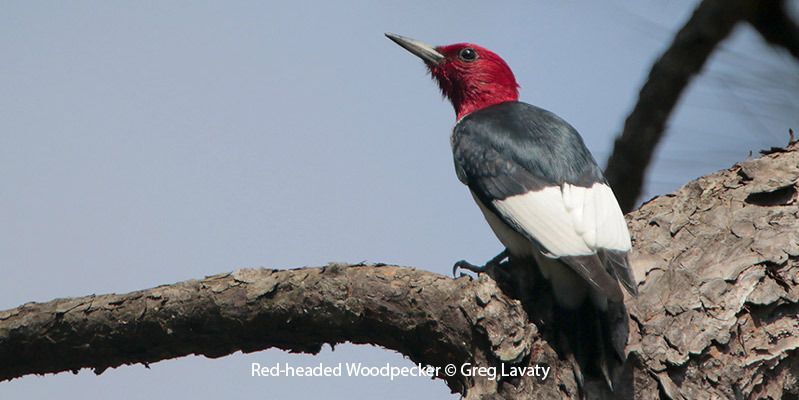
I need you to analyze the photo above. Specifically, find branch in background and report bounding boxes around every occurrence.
[3,143,799,399]
[748,0,799,60]
[604,0,755,212]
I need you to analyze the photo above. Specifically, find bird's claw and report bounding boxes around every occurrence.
[452,250,509,277]
[452,259,488,277]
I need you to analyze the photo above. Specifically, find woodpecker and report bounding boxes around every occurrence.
[386,33,638,389]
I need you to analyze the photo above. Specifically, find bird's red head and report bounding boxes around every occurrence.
[387,34,519,120]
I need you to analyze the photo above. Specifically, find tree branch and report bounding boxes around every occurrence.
[604,0,756,212]
[747,0,799,61]
[2,144,799,398]
[0,264,573,398]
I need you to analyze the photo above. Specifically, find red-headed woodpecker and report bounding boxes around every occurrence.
[386,33,638,389]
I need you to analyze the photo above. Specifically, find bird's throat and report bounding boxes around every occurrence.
[451,85,519,121]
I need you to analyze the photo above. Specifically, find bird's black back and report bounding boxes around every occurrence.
[452,101,606,200]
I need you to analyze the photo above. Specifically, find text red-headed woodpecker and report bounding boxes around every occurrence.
[386,33,638,389]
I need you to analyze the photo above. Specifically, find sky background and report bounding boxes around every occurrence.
[1,1,797,399]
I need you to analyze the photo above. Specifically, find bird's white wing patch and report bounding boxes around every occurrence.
[493,183,631,258]
[563,183,631,251]
[493,187,593,257]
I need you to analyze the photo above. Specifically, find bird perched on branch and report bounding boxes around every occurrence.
[386,33,638,390]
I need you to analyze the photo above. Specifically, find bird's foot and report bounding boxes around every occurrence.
[452,260,485,277]
[452,250,509,277]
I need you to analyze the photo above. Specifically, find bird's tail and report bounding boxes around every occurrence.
[556,295,629,392]
[493,256,632,394]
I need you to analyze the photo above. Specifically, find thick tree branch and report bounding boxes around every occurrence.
[604,0,756,212]
[2,144,799,398]
[0,264,573,398]
[625,140,799,399]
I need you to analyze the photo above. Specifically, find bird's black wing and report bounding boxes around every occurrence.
[452,101,636,299]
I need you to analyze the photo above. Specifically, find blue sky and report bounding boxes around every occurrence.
[1,1,797,398]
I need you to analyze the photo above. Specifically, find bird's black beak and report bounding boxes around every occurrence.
[385,33,445,65]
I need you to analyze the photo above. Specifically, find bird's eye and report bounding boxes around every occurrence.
[458,48,477,62]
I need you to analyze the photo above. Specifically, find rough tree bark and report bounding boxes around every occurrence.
[2,141,798,399]
[625,141,799,399]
